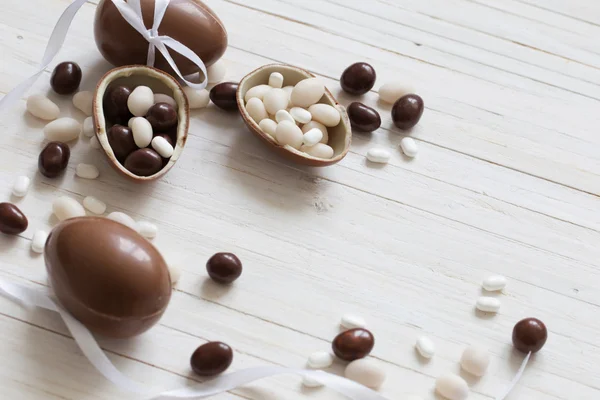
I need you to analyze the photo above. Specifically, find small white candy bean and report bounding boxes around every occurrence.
[246,98,269,123]
[183,87,210,109]
[482,275,507,292]
[83,196,106,215]
[301,143,334,159]
[435,373,469,400]
[131,117,153,148]
[128,86,154,116]
[476,296,501,313]
[137,221,158,239]
[302,128,323,147]
[290,107,312,124]
[90,136,101,149]
[12,176,30,197]
[26,95,59,120]
[258,119,277,137]
[301,374,323,388]
[282,85,293,107]
[302,121,328,144]
[152,136,174,158]
[76,163,100,179]
[275,109,295,124]
[52,197,85,221]
[127,118,135,128]
[307,351,334,369]
[291,78,325,108]
[244,84,272,102]
[107,212,137,230]
[31,230,48,254]
[207,60,227,84]
[344,359,386,389]
[379,81,415,104]
[263,88,289,115]
[340,314,366,329]
[268,72,284,88]
[275,120,303,149]
[415,336,435,359]
[168,264,181,285]
[366,148,390,164]
[308,104,341,127]
[460,345,490,377]
[73,91,94,116]
[400,137,418,157]
[82,117,95,138]
[44,118,81,142]
[154,93,178,109]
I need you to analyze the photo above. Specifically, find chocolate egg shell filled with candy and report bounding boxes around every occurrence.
[93,65,189,182]
[45,217,172,338]
[94,0,227,76]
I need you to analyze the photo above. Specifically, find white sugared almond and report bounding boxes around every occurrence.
[282,85,293,107]
[308,104,340,127]
[128,86,154,116]
[400,137,418,157]
[83,196,106,215]
[183,87,210,109]
[344,359,386,389]
[340,314,366,329]
[275,120,303,149]
[307,351,334,369]
[302,128,323,147]
[302,121,328,144]
[275,109,295,124]
[460,346,490,377]
[263,88,289,115]
[73,91,94,116]
[82,117,95,138]
[12,176,30,198]
[26,95,59,120]
[44,118,81,142]
[301,374,323,388]
[245,84,272,102]
[482,275,507,292]
[76,164,100,179]
[168,264,181,285]
[259,119,277,137]
[52,197,85,221]
[137,221,158,239]
[246,97,269,123]
[435,373,469,400]
[131,117,153,148]
[291,78,325,108]
[476,297,501,313]
[31,230,48,253]
[268,72,284,88]
[366,148,390,164]
[207,60,227,84]
[152,136,174,158]
[301,143,334,159]
[379,81,415,104]
[107,212,137,231]
[290,107,312,124]
[415,336,435,359]
[154,93,178,109]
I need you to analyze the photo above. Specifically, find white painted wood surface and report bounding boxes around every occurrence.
[1,0,599,399]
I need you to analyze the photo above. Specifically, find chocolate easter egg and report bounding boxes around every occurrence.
[94,0,227,76]
[45,217,172,338]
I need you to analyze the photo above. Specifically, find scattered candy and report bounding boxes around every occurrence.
[168,263,181,285]
[302,121,328,144]
[512,318,547,353]
[39,142,70,178]
[206,252,243,284]
[366,148,390,164]
[190,342,234,377]
[152,136,174,158]
[332,328,374,361]
[210,82,239,111]
[52,196,85,221]
[340,314,366,330]
[207,60,227,84]
[340,62,376,95]
[460,345,490,377]
[347,102,381,132]
[76,163,100,180]
[73,91,94,116]
[82,116,95,138]
[12,176,30,198]
[124,148,163,176]
[290,107,312,124]
[275,120,303,149]
[435,373,469,400]
[415,336,435,359]
[50,61,82,95]
[302,128,323,147]
[0,203,28,235]
[378,81,415,104]
[146,103,178,131]
[244,84,271,102]
[344,359,386,389]
[128,86,155,117]
[104,85,133,124]
[44,118,81,142]
[392,94,424,130]
[83,196,106,215]
[137,221,158,239]
[90,136,101,149]
[153,93,177,109]
[482,275,507,292]
[476,296,501,313]
[400,137,418,157]
[183,87,210,109]
[308,104,341,127]
[263,88,289,115]
[268,72,284,88]
[301,143,334,159]
[107,211,137,231]
[31,230,48,253]
[275,109,295,124]
[301,375,323,388]
[131,117,153,148]
[246,97,269,123]
[291,78,325,108]
[307,351,334,369]
[258,119,277,137]
[26,95,60,121]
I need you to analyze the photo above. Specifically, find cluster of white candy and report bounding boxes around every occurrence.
[244,73,342,159]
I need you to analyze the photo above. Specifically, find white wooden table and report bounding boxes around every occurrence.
[1,0,599,399]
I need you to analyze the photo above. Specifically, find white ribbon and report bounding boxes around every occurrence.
[0,279,389,400]
[495,351,531,400]
[0,0,207,114]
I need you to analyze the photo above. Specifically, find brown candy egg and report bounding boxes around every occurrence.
[190,342,234,376]
[210,82,239,111]
[124,148,164,177]
[512,318,548,353]
[0,203,28,235]
[332,328,375,361]
[39,142,70,178]
[206,252,242,284]
[347,102,381,132]
[94,0,227,76]
[103,85,133,124]
[392,94,424,130]
[146,102,178,131]
[45,217,172,338]
[340,62,376,95]
[50,62,82,95]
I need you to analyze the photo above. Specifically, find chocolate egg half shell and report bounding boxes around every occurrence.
[94,0,227,76]
[45,217,172,338]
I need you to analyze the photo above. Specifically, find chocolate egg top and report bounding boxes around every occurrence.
[45,217,172,338]
[94,0,228,76]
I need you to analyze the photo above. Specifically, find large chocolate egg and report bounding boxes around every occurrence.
[45,217,172,338]
[94,0,227,76]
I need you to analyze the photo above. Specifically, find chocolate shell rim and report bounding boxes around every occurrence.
[237,64,352,167]
[93,65,190,181]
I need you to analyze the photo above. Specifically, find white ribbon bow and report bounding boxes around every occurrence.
[0,0,206,114]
